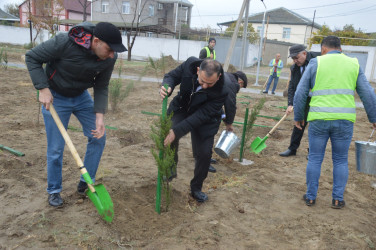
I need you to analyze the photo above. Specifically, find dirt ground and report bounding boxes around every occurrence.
[1,57,376,249]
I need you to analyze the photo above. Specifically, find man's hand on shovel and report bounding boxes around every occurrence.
[39,88,53,110]
[285,105,294,115]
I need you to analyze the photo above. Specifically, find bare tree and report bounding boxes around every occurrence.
[4,3,21,17]
[76,0,91,21]
[27,0,65,42]
[125,0,150,61]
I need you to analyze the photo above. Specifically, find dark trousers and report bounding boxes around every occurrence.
[289,97,310,151]
[171,112,216,192]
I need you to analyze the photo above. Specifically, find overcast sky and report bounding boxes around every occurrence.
[1,0,375,33]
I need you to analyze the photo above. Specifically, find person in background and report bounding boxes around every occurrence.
[293,35,376,209]
[159,58,227,202]
[209,71,248,173]
[25,22,126,207]
[263,53,283,94]
[199,38,216,60]
[279,45,320,158]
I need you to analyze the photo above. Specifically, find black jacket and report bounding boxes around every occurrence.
[163,57,228,139]
[25,22,117,113]
[287,51,320,106]
[223,72,240,125]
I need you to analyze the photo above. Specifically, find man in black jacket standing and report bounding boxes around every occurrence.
[279,45,320,158]
[159,57,227,202]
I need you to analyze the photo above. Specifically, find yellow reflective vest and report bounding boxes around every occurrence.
[308,53,359,122]
[269,59,282,77]
[204,46,216,60]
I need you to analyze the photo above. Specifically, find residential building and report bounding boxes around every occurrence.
[19,0,91,32]
[91,0,193,38]
[218,7,322,45]
[0,8,20,25]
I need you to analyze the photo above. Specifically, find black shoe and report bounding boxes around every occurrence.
[208,165,217,173]
[48,193,63,207]
[77,181,88,195]
[191,190,208,202]
[210,158,217,164]
[303,194,315,206]
[331,199,345,209]
[262,91,268,94]
[279,149,296,157]
[271,92,275,95]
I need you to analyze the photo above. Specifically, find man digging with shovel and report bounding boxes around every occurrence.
[25,22,126,207]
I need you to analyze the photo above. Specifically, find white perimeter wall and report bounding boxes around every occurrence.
[0,25,374,82]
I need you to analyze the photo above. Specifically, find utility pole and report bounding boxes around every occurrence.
[177,0,182,61]
[28,0,32,44]
[254,0,267,86]
[240,0,250,70]
[223,0,248,72]
[261,15,269,63]
[308,10,316,50]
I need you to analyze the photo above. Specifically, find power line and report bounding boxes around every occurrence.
[291,0,367,10]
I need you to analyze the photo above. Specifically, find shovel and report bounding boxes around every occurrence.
[49,104,114,222]
[250,110,291,154]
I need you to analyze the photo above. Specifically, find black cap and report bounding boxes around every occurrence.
[234,71,248,88]
[94,22,127,52]
[289,44,306,58]
[208,37,216,44]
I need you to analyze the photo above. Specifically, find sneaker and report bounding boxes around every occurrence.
[303,194,315,206]
[331,199,345,209]
[262,91,268,94]
[77,181,88,195]
[271,92,275,95]
[48,193,63,207]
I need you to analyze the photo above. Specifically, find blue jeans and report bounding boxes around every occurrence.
[42,89,106,194]
[265,72,279,93]
[306,120,353,201]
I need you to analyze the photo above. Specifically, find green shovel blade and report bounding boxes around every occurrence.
[86,184,114,223]
[250,136,268,154]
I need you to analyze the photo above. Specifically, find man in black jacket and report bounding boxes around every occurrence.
[209,71,248,173]
[159,57,227,202]
[279,45,320,158]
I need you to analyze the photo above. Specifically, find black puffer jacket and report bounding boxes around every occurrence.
[163,57,228,139]
[287,51,320,106]
[25,22,117,113]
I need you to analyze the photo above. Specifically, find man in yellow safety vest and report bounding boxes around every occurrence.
[294,35,376,209]
[263,53,283,94]
[199,38,216,60]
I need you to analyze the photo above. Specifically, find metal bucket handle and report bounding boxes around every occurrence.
[368,128,375,142]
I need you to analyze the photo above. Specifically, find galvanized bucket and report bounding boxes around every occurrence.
[355,140,376,175]
[214,130,240,158]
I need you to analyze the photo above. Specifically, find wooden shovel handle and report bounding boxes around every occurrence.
[49,105,95,193]
[266,107,293,136]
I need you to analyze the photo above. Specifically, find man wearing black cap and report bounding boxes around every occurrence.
[279,44,320,158]
[25,22,127,207]
[199,38,216,60]
[208,71,248,173]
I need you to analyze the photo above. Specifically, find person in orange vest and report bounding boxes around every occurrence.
[263,53,283,94]
[199,38,216,60]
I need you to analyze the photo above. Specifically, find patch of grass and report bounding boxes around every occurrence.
[207,173,247,190]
